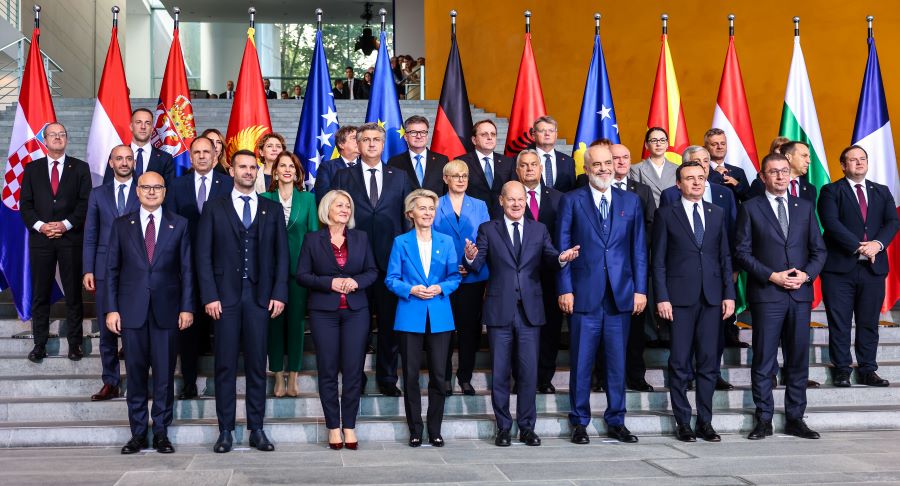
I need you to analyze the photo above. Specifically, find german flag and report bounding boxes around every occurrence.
[431,30,473,160]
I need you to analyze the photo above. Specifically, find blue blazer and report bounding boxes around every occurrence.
[164,171,233,242]
[103,147,175,187]
[659,182,737,252]
[83,181,140,282]
[313,157,353,205]
[432,194,490,283]
[556,185,648,314]
[385,230,461,333]
[296,228,379,311]
[105,210,194,328]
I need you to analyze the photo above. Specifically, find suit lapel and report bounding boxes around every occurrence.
[151,214,173,268]
[127,214,148,263]
[469,153,489,189]
[211,172,230,199]
[494,219,518,264]
[787,195,803,240]
[424,153,443,189]
[839,179,866,225]
[401,235,428,282]
[757,196,786,241]
[286,189,302,230]
[439,196,463,238]
[351,163,374,210]
[378,166,396,209]
[671,203,699,247]
[223,197,245,240]
[579,188,604,239]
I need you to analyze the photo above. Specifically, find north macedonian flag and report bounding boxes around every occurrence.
[644,32,689,163]
[226,26,272,161]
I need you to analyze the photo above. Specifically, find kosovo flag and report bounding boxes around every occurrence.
[294,29,339,189]
[365,30,407,161]
[573,30,619,173]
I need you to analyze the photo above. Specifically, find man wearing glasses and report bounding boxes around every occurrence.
[747,141,817,204]
[533,116,576,193]
[629,127,678,209]
[388,115,449,196]
[19,122,92,363]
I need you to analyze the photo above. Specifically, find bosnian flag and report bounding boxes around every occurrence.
[0,26,61,320]
[85,23,131,186]
[851,34,900,311]
[151,25,195,175]
[711,33,759,180]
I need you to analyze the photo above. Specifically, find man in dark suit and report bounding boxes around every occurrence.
[332,80,349,100]
[653,161,735,442]
[164,137,233,400]
[334,122,413,396]
[557,144,647,445]
[314,125,358,204]
[196,150,288,453]
[735,153,826,440]
[219,80,235,100]
[83,145,140,401]
[105,171,193,454]
[19,122,91,362]
[457,119,515,218]
[819,145,899,387]
[533,116,577,192]
[704,128,751,201]
[263,78,277,99]
[388,115,449,196]
[464,180,580,447]
[344,66,365,100]
[103,108,175,187]
[747,141,817,204]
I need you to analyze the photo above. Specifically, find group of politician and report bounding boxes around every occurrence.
[16,106,898,454]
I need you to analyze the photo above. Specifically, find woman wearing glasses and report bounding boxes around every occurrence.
[628,126,679,209]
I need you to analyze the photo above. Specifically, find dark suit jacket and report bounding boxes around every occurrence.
[388,150,449,195]
[659,182,737,254]
[818,178,899,276]
[314,157,355,205]
[523,184,563,245]
[734,195,826,303]
[546,150,577,193]
[219,91,234,100]
[19,155,91,248]
[652,202,735,306]
[466,218,560,327]
[346,78,366,99]
[332,87,349,100]
[105,210,193,328]
[333,162,412,272]
[296,228,379,311]
[103,147,175,188]
[457,150,515,218]
[83,180,140,283]
[164,171,233,242]
[195,195,289,307]
[748,176,817,204]
[711,162,750,201]
[264,89,277,100]
[612,178,656,232]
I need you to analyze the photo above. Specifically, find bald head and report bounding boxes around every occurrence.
[137,171,166,211]
[108,144,135,181]
[499,181,527,221]
[610,144,632,179]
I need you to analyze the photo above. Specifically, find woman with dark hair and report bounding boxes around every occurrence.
[200,128,229,174]
[260,152,318,397]
[360,72,372,100]
[255,133,286,193]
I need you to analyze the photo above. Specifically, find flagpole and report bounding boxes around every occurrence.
[315,8,322,31]
[450,10,456,35]
[379,8,386,32]
[172,6,179,30]
[728,14,734,36]
[661,13,667,35]
[867,15,873,39]
[524,10,531,34]
[793,16,799,37]
[112,5,119,27]
[249,7,255,29]
[594,13,600,36]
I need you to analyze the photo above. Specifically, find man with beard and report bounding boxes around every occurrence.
[104,108,174,187]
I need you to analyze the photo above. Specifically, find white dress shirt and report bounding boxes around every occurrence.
[650,159,666,179]
[114,177,134,205]
[409,148,428,172]
[525,183,543,207]
[681,197,705,233]
[131,142,153,175]
[536,147,557,183]
[589,182,613,211]
[139,206,162,241]
[612,178,629,191]
[703,181,713,203]
[231,189,258,223]
[361,162,384,197]
[194,171,212,202]
[503,215,525,246]
[33,155,73,232]
[417,237,432,278]
[475,149,496,179]
[765,190,789,225]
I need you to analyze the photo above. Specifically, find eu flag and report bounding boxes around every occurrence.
[572,30,619,171]
[365,30,407,161]
[294,30,340,188]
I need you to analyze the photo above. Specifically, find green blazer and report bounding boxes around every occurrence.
[261,188,319,276]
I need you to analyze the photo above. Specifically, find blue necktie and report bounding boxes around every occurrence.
[414,154,424,186]
[483,156,494,188]
[116,183,126,216]
[599,195,609,220]
[693,202,704,246]
[240,195,252,229]
[544,153,554,188]
[135,148,144,177]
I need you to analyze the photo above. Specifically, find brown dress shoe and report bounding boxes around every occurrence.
[91,383,120,401]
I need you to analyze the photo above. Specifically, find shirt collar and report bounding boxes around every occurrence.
[232,189,257,202]
[48,154,66,165]
[765,190,787,203]
[503,215,524,227]
[194,170,212,183]
[361,161,382,172]
[139,205,162,222]
[475,149,493,160]
[131,142,152,155]
[114,176,133,191]
[409,148,427,160]
[536,147,554,159]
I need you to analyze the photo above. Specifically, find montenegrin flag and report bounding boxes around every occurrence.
[152,24,196,175]
[573,25,620,174]
[504,31,546,157]
[711,33,759,181]
[227,26,272,161]
[294,29,339,189]
[851,35,900,312]
[644,32,689,163]
[365,30,406,161]
[85,22,132,186]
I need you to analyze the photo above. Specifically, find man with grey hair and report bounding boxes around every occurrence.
[533,116,576,192]
[388,115,449,195]
[703,127,750,200]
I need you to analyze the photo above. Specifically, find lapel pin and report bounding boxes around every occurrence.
[130,220,135,224]
[708,208,712,212]
[619,210,625,217]
[262,210,266,215]
[168,224,174,229]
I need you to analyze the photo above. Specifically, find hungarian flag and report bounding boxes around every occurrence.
[431,29,474,160]
[711,34,759,181]
[573,26,619,174]
[0,26,61,320]
[85,22,131,186]
[226,26,272,161]
[151,25,196,175]
[504,32,546,157]
[851,35,900,312]
[644,33,689,163]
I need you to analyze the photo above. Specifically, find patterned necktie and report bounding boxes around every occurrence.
[240,195,252,229]
[50,161,59,195]
[856,183,868,239]
[776,196,789,238]
[197,175,208,212]
[145,213,156,263]
[693,202,704,246]
[512,221,522,261]
[599,195,609,220]
[544,153,554,188]
[483,157,494,188]
[135,148,144,177]
[117,183,126,215]
[368,168,379,207]
[528,190,539,220]
[414,154,424,186]
[616,181,625,191]
[790,180,798,197]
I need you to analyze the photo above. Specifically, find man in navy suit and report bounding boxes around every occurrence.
[704,128,750,201]
[457,120,515,218]
[196,150,289,453]
[746,141,817,204]
[103,109,175,187]
[164,137,233,400]
[653,161,735,442]
[105,171,194,454]
[388,115,449,196]
[533,116,577,192]
[557,144,647,444]
[819,145,899,387]
[735,153,826,440]
[83,145,140,401]
[464,179,580,447]
[334,122,413,396]
[313,125,358,204]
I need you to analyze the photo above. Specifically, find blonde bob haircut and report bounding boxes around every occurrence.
[442,159,468,177]
[318,189,356,229]
[403,189,439,222]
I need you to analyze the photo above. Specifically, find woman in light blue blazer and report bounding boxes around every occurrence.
[432,160,490,396]
[385,189,461,448]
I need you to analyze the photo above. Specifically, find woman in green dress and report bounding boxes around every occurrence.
[261,151,318,396]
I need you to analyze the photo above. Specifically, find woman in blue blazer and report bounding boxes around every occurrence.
[432,160,490,396]
[385,189,461,448]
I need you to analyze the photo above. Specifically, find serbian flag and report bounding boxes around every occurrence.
[151,25,196,175]
[431,29,474,160]
[644,32,689,163]
[226,26,272,161]
[0,26,61,320]
[711,34,759,181]
[851,34,900,312]
[85,23,131,186]
[504,32,546,157]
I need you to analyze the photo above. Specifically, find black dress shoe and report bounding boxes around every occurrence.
[591,382,606,393]
[379,384,402,397]
[607,424,638,443]
[429,435,444,447]
[696,422,721,442]
[459,382,476,396]
[747,419,772,440]
[686,380,695,391]
[153,434,175,453]
[675,424,696,442]
[444,381,453,396]
[249,429,275,451]
[537,383,556,394]
[495,428,511,447]
[67,343,84,361]
[859,371,890,387]
[213,431,233,453]
[178,383,198,400]
[519,428,541,446]
[91,384,120,401]
[726,338,750,348]
[626,379,654,392]
[807,380,821,388]
[121,435,147,454]
[408,435,422,447]
[784,419,820,439]
[833,372,851,387]
[715,376,734,390]
[27,345,47,363]
[571,424,590,444]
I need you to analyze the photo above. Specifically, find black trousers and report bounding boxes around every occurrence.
[29,243,83,346]
[398,319,451,439]
[178,301,211,388]
[371,277,400,386]
[445,281,485,384]
[122,312,177,437]
[537,275,564,386]
[668,303,720,425]
[822,264,885,376]
[310,308,370,429]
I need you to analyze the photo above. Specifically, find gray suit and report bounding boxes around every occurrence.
[628,159,678,209]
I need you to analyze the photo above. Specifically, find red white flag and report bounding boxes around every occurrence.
[504,33,546,157]
[711,35,759,180]
[86,23,131,185]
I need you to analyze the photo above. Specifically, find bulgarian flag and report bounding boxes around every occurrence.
[644,30,689,163]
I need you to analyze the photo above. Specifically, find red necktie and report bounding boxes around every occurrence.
[856,183,868,240]
[145,214,156,264]
[528,190,539,221]
[50,161,59,195]
[790,180,798,197]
